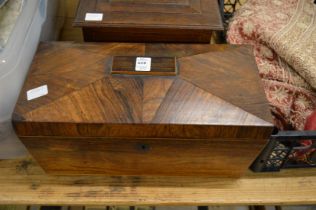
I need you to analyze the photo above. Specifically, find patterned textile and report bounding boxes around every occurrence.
[227,0,316,130]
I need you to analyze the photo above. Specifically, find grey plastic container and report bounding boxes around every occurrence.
[0,0,63,159]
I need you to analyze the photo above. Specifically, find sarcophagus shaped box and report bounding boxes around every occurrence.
[13,42,274,177]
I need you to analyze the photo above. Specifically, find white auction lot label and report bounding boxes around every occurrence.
[27,85,48,101]
[135,57,152,72]
[85,13,103,21]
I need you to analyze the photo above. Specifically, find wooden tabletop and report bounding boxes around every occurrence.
[1,156,316,206]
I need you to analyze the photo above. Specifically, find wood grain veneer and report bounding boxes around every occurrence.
[12,42,274,177]
[73,0,224,43]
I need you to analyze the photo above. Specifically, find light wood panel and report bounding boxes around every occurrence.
[1,156,316,205]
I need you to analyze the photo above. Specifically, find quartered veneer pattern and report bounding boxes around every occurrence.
[13,42,274,177]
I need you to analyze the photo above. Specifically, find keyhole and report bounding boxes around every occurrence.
[138,143,150,152]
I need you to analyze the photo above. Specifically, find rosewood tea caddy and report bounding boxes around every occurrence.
[12,42,274,177]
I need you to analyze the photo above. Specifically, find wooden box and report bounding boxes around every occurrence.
[73,0,224,43]
[12,42,274,177]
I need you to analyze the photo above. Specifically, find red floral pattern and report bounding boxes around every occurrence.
[227,0,316,130]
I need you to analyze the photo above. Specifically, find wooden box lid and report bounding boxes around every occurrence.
[13,42,274,140]
[73,0,224,31]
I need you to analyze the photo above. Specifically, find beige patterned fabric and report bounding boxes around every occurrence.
[0,0,23,49]
[270,0,316,89]
[228,0,316,130]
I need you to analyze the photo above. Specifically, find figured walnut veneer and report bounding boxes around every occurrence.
[12,42,274,177]
[73,0,224,43]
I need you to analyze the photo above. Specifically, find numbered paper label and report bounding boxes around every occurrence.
[135,57,151,72]
[27,85,48,101]
[85,13,103,21]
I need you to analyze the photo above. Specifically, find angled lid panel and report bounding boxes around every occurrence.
[151,78,272,126]
[14,42,145,118]
[178,45,273,124]
[143,77,174,123]
[13,43,274,139]
[23,77,144,123]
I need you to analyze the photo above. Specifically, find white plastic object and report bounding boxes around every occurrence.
[0,0,61,159]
